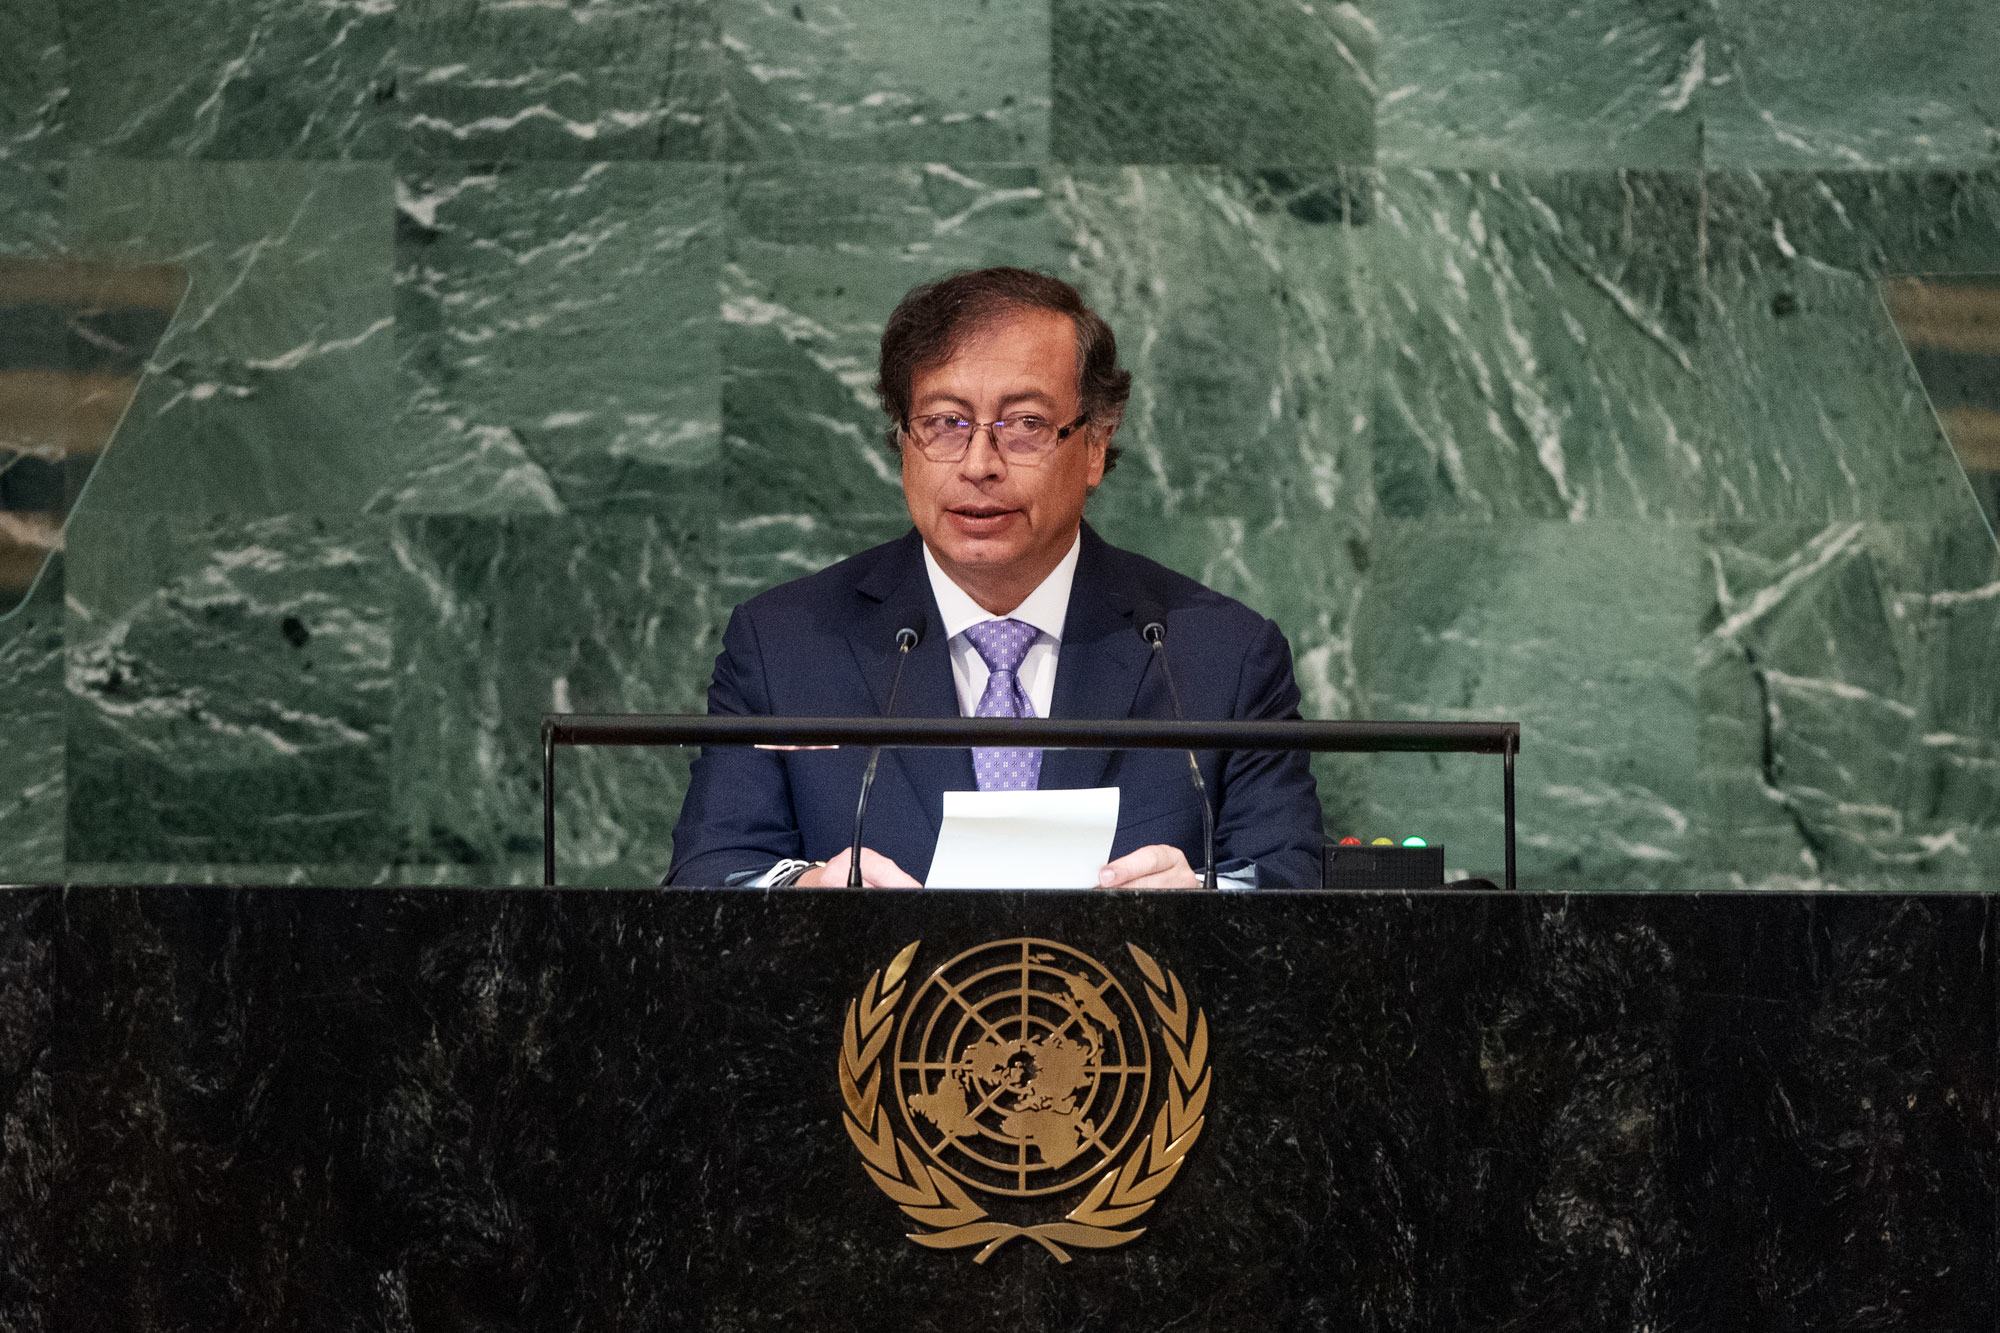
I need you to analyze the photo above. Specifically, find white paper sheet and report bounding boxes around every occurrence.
[924,787,1121,889]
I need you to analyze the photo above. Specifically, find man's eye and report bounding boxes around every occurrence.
[1004,415,1049,432]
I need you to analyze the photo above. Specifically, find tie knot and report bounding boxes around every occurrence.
[963,617,1036,674]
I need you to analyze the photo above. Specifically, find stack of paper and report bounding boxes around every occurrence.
[924,788,1121,889]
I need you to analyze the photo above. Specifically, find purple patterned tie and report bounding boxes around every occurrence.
[963,618,1041,791]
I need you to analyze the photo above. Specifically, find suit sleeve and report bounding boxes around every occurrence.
[664,605,806,885]
[1213,616,1324,888]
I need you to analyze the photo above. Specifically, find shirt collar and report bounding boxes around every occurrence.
[921,530,1081,645]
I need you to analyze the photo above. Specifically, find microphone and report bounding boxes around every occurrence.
[849,624,922,887]
[1132,600,1218,892]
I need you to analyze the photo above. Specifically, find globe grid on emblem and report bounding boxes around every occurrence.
[892,938,1154,1199]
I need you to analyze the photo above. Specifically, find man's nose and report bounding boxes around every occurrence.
[956,423,1008,478]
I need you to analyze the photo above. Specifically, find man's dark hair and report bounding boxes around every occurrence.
[875,266,1132,475]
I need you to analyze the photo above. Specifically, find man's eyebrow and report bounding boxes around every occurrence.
[997,390,1058,409]
[913,389,1060,411]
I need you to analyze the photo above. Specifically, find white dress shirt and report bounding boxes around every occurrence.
[921,531,1080,719]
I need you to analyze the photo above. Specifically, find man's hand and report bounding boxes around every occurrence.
[795,847,922,889]
[1096,844,1201,890]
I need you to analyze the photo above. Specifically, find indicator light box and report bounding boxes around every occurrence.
[1322,840,1446,890]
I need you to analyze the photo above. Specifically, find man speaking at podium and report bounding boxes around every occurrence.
[668,268,1321,889]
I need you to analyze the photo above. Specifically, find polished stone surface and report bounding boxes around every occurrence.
[0,0,66,160]
[2,3,1999,891]
[1055,168,1373,526]
[390,511,718,885]
[398,0,721,160]
[1699,522,2000,888]
[63,162,394,520]
[1052,0,1374,165]
[0,162,65,254]
[64,515,397,866]
[0,886,1992,1329]
[1704,0,2000,168]
[723,0,1049,161]
[1700,171,2000,521]
[1377,0,1703,169]
[0,886,53,1333]
[391,162,722,515]
[1370,170,1707,520]
[0,567,63,880]
[63,0,393,159]
[1352,521,1698,888]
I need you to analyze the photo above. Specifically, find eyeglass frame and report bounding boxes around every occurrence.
[897,410,1093,466]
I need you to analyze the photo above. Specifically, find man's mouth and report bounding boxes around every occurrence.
[945,504,1021,533]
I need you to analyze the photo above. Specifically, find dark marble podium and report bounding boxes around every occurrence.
[2,886,1994,1331]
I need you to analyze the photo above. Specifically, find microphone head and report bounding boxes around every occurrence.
[894,624,922,650]
[1131,599,1168,646]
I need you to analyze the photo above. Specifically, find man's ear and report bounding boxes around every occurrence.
[1084,424,1112,486]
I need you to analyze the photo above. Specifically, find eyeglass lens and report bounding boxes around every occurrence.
[914,415,1058,458]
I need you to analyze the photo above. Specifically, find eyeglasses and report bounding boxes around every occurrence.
[902,412,1091,465]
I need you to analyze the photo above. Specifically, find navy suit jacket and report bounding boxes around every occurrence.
[667,524,1323,887]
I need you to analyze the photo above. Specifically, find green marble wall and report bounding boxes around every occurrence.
[1,0,1995,889]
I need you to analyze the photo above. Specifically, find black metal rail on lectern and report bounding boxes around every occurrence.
[540,712,1520,888]
[539,715,1521,891]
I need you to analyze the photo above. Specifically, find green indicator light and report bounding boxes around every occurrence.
[1400,836,1428,848]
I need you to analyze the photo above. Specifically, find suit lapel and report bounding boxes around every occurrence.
[1040,525,1154,792]
[847,532,973,839]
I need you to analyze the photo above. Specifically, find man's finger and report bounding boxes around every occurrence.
[1097,844,1183,888]
[1095,849,1152,887]
[858,849,922,889]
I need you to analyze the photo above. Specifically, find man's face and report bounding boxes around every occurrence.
[900,308,1107,610]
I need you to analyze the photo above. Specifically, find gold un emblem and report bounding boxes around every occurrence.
[838,937,1210,1263]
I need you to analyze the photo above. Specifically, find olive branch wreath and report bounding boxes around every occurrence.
[838,940,1210,1264]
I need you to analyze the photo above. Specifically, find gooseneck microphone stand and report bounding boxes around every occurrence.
[1133,605,1218,892]
[848,625,921,887]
